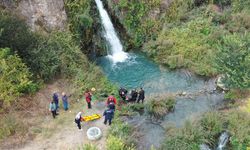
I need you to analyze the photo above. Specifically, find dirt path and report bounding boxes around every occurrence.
[18,101,109,150]
[1,80,110,150]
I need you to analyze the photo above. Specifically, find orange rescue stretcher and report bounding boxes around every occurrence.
[81,114,101,122]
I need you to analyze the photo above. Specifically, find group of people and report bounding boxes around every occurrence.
[49,92,69,118]
[119,87,145,103]
[49,86,145,130]
[74,93,116,130]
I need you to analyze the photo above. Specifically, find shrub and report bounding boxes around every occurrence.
[146,15,219,76]
[128,103,144,112]
[110,115,132,139]
[107,135,135,150]
[65,0,93,51]
[162,121,203,150]
[166,0,195,22]
[215,33,250,89]
[0,10,38,58]
[107,135,125,150]
[0,48,37,108]
[0,10,60,81]
[224,111,250,149]
[146,97,175,120]
[200,112,223,145]
[114,0,162,47]
[108,109,136,149]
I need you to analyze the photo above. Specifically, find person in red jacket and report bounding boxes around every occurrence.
[106,95,117,105]
[84,89,92,109]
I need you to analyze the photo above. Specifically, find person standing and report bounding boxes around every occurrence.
[108,102,116,111]
[75,111,82,130]
[131,89,138,102]
[49,100,57,118]
[85,89,92,109]
[52,92,59,111]
[62,92,69,111]
[137,87,145,103]
[106,95,117,105]
[103,106,114,125]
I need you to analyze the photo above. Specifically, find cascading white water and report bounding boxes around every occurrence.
[95,0,128,63]
[217,132,229,150]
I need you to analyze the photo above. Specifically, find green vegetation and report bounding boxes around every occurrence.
[127,103,145,112]
[110,0,250,87]
[146,97,175,120]
[215,33,250,89]
[107,110,135,150]
[65,0,94,52]
[107,135,135,150]
[162,110,250,150]
[110,0,162,47]
[0,5,115,141]
[0,114,28,139]
[79,144,98,150]
[0,48,37,109]
[145,14,218,76]
[107,110,134,148]
[0,9,115,108]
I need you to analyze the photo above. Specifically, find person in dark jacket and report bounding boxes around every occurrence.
[130,89,138,102]
[137,87,145,103]
[62,92,69,111]
[119,87,128,101]
[52,92,59,111]
[49,100,57,118]
[84,89,92,109]
[103,106,114,125]
[108,102,116,111]
[75,111,82,130]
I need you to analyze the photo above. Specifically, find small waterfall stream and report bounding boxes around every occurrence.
[216,132,229,150]
[94,0,128,63]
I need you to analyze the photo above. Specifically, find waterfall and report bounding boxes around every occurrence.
[216,132,229,150]
[95,0,128,63]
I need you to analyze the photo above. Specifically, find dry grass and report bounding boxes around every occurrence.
[0,79,76,148]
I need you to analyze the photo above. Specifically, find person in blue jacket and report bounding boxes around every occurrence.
[49,100,57,118]
[103,106,114,125]
[62,92,68,111]
[52,92,59,111]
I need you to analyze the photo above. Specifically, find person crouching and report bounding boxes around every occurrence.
[75,111,82,130]
[103,106,114,125]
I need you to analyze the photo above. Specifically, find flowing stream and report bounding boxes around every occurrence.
[95,0,224,149]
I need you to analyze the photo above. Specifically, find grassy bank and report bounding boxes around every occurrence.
[161,109,250,150]
[109,0,250,89]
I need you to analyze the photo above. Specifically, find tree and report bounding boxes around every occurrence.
[0,48,36,108]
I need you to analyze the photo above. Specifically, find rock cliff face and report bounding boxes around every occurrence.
[0,0,67,32]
